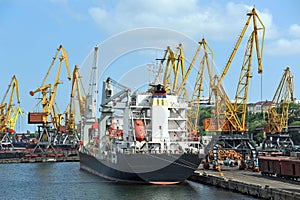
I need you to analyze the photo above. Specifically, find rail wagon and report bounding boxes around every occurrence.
[258,156,300,180]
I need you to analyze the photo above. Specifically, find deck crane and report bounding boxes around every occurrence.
[204,8,265,171]
[262,67,294,150]
[0,75,20,149]
[28,45,71,152]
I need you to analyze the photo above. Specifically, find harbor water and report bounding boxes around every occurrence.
[0,162,258,200]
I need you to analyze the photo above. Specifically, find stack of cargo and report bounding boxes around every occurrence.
[208,149,242,165]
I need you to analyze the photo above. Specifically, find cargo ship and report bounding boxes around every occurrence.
[79,78,204,184]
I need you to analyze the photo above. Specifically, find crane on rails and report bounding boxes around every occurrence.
[28,45,71,153]
[262,67,294,150]
[0,75,20,149]
[203,8,265,171]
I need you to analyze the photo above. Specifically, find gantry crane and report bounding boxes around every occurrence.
[262,67,294,150]
[203,8,265,171]
[0,75,20,149]
[28,45,71,153]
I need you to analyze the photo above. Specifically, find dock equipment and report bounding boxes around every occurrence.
[28,45,71,154]
[203,8,265,171]
[262,67,294,150]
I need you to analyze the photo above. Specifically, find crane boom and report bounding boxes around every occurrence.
[218,8,264,86]
[41,45,71,86]
[176,39,204,97]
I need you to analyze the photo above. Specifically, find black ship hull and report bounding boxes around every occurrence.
[79,151,202,184]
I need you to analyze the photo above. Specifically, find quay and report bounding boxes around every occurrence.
[0,156,79,163]
[0,150,79,164]
[189,166,300,200]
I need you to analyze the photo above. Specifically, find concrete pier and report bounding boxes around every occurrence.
[189,167,300,200]
[0,150,79,163]
[0,156,79,163]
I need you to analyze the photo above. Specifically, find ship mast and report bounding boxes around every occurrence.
[82,45,99,146]
[88,46,99,98]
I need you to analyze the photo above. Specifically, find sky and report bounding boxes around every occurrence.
[1,0,300,132]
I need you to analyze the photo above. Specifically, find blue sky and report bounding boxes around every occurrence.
[1,0,300,132]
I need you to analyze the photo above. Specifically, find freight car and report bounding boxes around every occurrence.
[258,156,300,180]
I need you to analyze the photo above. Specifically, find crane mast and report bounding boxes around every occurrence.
[81,46,100,146]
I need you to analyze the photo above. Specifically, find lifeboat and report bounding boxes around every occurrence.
[109,123,123,138]
[134,119,146,142]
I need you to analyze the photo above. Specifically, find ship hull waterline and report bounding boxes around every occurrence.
[79,151,202,185]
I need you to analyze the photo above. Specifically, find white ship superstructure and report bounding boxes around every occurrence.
[80,77,203,184]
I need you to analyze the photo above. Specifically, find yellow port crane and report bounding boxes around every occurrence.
[64,65,87,133]
[29,45,71,127]
[28,45,71,153]
[0,75,21,133]
[184,38,214,136]
[265,67,294,134]
[205,8,265,132]
[203,8,265,172]
[262,67,294,150]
